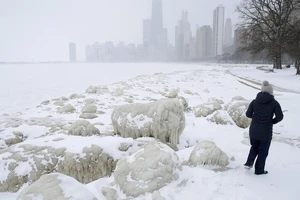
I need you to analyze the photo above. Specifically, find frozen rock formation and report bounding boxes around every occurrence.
[17,173,97,200]
[189,141,229,167]
[57,104,75,114]
[194,98,223,117]
[82,104,97,114]
[79,113,98,119]
[225,96,251,128]
[0,135,120,192]
[68,120,100,136]
[111,98,185,145]
[86,85,109,94]
[206,110,234,125]
[114,141,182,198]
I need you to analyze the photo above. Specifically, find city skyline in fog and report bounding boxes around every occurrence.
[0,0,241,62]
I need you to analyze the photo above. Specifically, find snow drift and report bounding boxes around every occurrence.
[113,141,182,198]
[111,98,185,145]
[17,173,97,200]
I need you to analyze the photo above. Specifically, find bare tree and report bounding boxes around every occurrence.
[237,0,300,69]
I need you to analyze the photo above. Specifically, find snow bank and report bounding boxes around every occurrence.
[189,141,229,168]
[68,120,100,136]
[225,96,251,128]
[57,104,76,114]
[113,141,182,198]
[17,173,97,200]
[111,98,185,145]
[193,98,223,117]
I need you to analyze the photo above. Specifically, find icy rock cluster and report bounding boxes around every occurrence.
[111,98,185,145]
[225,96,251,128]
[206,110,234,125]
[86,85,109,94]
[17,173,97,200]
[57,104,76,114]
[0,141,115,192]
[189,140,229,167]
[114,141,182,198]
[68,120,100,136]
[194,98,224,117]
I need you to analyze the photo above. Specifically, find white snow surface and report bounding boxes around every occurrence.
[0,63,300,200]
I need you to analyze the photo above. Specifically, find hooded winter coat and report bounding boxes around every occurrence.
[246,92,284,141]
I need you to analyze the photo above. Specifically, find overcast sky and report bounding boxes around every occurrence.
[0,0,242,62]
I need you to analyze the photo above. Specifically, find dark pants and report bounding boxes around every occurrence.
[245,138,271,174]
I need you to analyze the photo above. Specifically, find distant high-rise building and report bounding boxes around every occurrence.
[175,10,191,60]
[151,0,163,46]
[143,19,152,45]
[224,18,233,47]
[69,42,76,62]
[212,5,225,57]
[196,25,213,59]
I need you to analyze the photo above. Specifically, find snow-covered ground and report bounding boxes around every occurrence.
[0,63,299,200]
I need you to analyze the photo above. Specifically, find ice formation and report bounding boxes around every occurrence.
[81,104,97,113]
[86,85,109,94]
[113,141,182,197]
[206,110,235,125]
[16,173,97,200]
[0,137,115,192]
[189,140,229,167]
[68,120,100,136]
[193,98,223,117]
[225,96,251,128]
[111,98,185,145]
[57,104,76,114]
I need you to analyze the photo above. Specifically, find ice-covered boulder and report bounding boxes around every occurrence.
[114,141,182,198]
[206,110,234,125]
[82,104,97,114]
[0,134,138,192]
[57,104,75,114]
[193,98,223,117]
[79,113,98,119]
[68,120,100,136]
[225,96,251,128]
[69,93,85,99]
[86,85,109,94]
[189,141,229,167]
[17,173,97,200]
[111,98,185,145]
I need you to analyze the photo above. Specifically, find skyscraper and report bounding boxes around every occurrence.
[196,25,213,59]
[224,18,233,47]
[69,42,76,62]
[175,10,191,60]
[143,19,152,45]
[151,0,163,46]
[212,5,225,57]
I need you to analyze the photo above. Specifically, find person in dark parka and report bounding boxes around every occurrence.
[244,80,284,175]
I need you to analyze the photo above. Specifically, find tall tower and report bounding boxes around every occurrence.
[151,0,163,46]
[196,25,213,59]
[212,5,225,57]
[224,18,233,47]
[69,42,76,62]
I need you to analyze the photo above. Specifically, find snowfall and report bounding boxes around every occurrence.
[0,63,299,200]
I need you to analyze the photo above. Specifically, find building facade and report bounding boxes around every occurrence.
[196,25,213,59]
[212,5,225,57]
[69,42,76,62]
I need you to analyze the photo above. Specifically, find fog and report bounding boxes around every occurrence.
[0,0,241,62]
